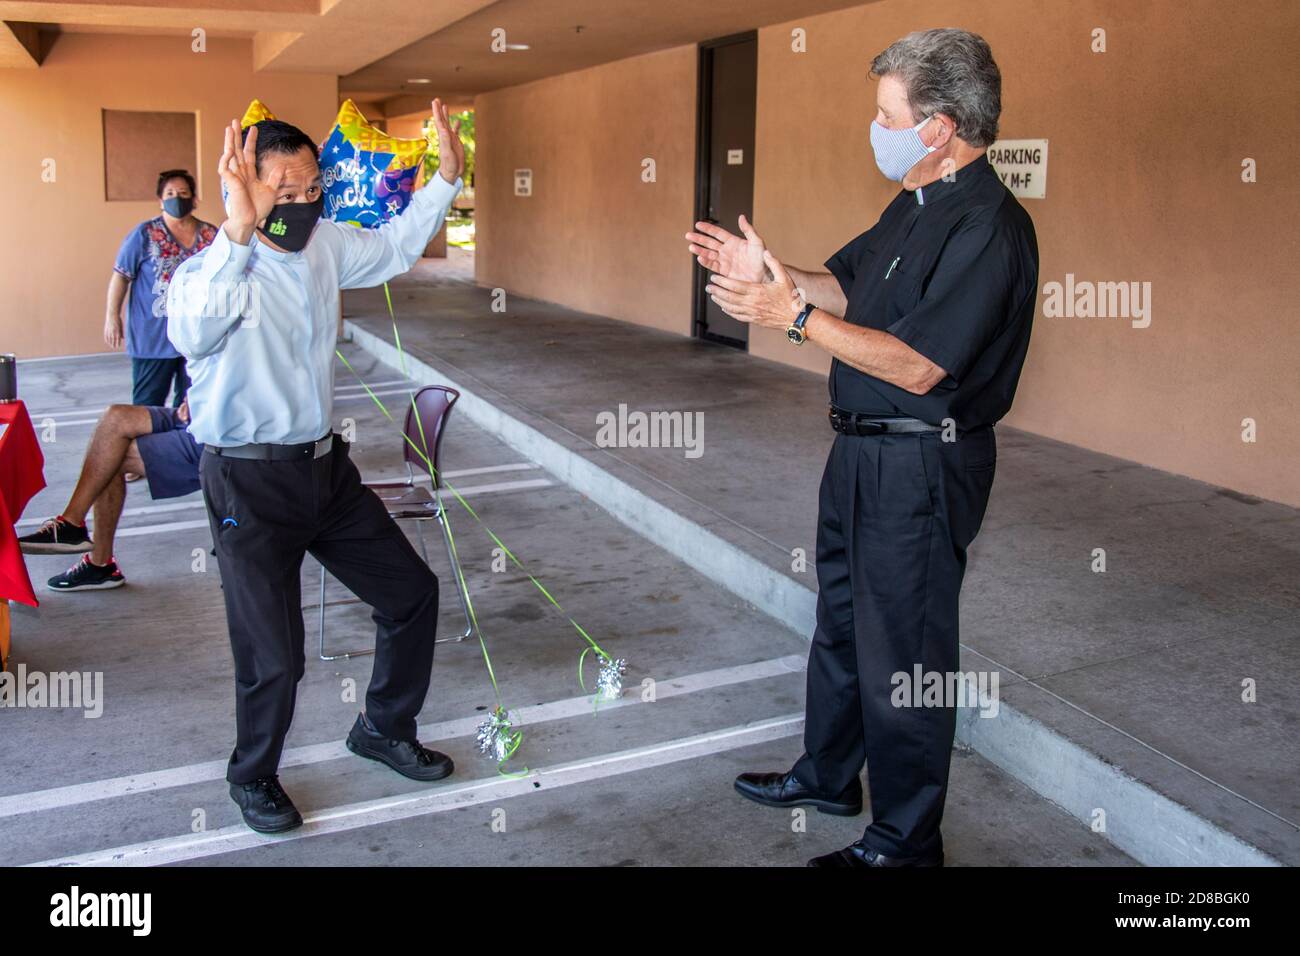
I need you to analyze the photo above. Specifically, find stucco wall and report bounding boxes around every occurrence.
[474,44,698,335]
[0,33,337,360]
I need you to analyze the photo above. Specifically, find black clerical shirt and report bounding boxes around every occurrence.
[824,154,1039,429]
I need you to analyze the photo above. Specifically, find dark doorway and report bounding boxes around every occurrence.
[693,32,757,350]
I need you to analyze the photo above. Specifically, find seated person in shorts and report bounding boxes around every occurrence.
[18,400,203,591]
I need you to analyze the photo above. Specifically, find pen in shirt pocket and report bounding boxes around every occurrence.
[885,257,901,279]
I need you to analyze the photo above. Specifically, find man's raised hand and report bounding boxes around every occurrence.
[219,120,285,242]
[686,215,768,283]
[430,98,465,185]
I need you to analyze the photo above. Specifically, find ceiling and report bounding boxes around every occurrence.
[1,0,871,115]
[342,0,873,116]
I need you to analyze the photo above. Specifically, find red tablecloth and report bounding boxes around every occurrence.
[0,400,45,607]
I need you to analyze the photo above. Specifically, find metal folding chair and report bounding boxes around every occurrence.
[307,385,474,661]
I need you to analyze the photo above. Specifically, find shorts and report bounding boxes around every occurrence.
[135,406,205,499]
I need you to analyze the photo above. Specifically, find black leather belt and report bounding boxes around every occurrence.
[204,433,334,461]
[828,406,942,436]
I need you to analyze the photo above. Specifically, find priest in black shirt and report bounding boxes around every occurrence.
[686,28,1038,867]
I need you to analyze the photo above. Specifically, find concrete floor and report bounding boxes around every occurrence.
[1,345,1130,866]
[339,264,1300,864]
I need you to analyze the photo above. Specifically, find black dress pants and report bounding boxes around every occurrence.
[792,426,996,858]
[200,433,440,784]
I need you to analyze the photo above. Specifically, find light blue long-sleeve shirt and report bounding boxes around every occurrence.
[166,174,462,447]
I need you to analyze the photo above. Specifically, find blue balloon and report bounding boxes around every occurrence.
[319,126,419,229]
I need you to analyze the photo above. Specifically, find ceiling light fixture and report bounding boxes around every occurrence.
[407,78,431,84]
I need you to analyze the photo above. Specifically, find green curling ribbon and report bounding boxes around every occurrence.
[335,282,616,767]
[345,285,611,669]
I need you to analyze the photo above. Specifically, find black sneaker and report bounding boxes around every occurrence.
[229,776,303,833]
[47,555,125,592]
[19,516,93,555]
[345,713,454,782]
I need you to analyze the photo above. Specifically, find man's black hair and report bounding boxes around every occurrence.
[156,168,196,198]
[239,119,318,175]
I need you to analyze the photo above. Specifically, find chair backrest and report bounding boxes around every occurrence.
[401,385,459,488]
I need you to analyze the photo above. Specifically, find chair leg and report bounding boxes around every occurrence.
[414,516,431,565]
[436,506,473,642]
[317,559,374,662]
[313,508,462,655]
[317,563,329,661]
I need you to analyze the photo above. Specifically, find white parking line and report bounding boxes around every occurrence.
[419,462,540,480]
[15,464,542,529]
[97,478,553,539]
[17,351,127,364]
[422,477,551,496]
[334,379,413,392]
[18,499,204,527]
[331,386,428,403]
[30,417,100,428]
[27,714,803,867]
[114,518,211,538]
[0,655,804,821]
[26,382,416,423]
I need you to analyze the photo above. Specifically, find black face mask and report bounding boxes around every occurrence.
[162,196,194,218]
[258,195,324,253]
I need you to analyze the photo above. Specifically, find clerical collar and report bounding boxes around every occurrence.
[912,153,994,207]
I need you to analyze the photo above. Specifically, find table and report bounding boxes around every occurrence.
[0,400,45,668]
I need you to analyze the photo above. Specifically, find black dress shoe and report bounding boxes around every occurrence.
[734,770,863,816]
[345,713,454,782]
[807,841,944,867]
[229,775,303,834]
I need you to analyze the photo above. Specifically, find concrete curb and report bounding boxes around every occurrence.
[346,319,1281,867]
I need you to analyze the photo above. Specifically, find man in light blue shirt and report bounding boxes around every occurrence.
[166,104,464,834]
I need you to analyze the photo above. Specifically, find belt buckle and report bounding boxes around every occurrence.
[830,409,858,435]
[854,415,885,436]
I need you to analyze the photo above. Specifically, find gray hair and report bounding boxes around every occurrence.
[870,28,1001,147]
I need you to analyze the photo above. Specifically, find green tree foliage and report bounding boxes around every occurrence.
[424,110,475,186]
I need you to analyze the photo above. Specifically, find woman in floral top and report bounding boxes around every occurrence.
[106,169,219,408]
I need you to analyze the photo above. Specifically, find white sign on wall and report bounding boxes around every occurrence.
[987,139,1048,199]
[727,149,744,165]
[514,168,533,197]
